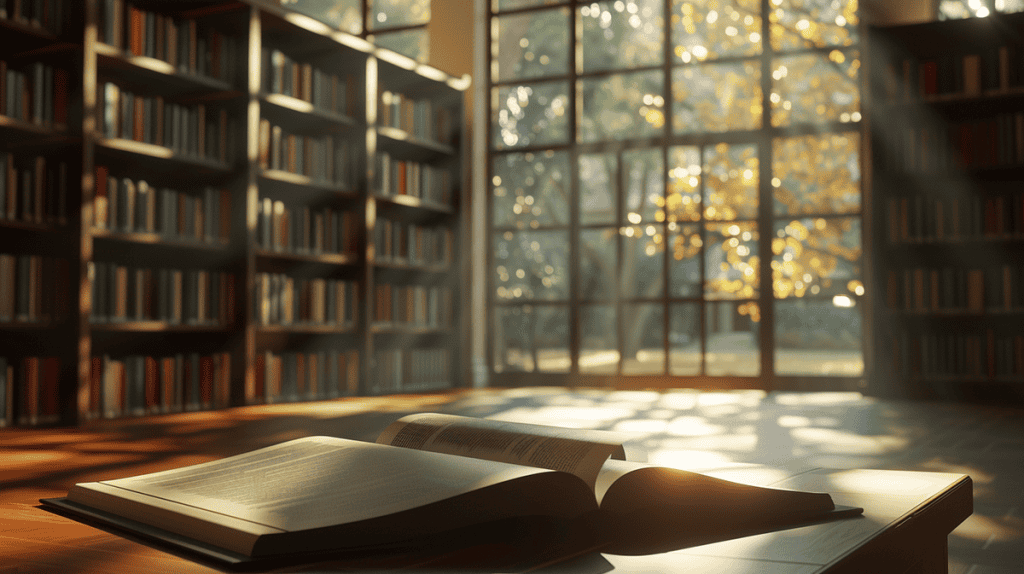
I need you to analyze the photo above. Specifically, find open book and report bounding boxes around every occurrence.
[42,413,862,566]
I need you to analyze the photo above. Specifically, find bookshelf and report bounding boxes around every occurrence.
[0,0,468,426]
[869,13,1024,401]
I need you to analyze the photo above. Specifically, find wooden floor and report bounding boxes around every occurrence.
[1,387,1021,573]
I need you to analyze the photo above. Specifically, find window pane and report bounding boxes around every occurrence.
[624,149,664,224]
[493,8,570,81]
[769,0,859,51]
[673,61,761,134]
[281,0,362,34]
[494,305,569,372]
[579,71,665,143]
[705,221,758,299]
[494,151,569,228]
[494,81,570,149]
[371,0,430,29]
[771,51,859,127]
[669,224,701,297]
[667,146,701,223]
[580,228,618,301]
[704,142,758,221]
[773,133,860,216]
[495,230,570,301]
[580,0,665,73]
[669,302,701,375]
[373,28,428,61]
[775,298,863,376]
[772,217,862,300]
[671,0,762,63]
[622,303,664,375]
[579,153,617,225]
[580,304,618,374]
[621,225,664,299]
[495,0,565,11]
[706,300,759,376]
[998,0,1024,13]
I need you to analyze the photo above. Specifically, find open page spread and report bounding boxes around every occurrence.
[377,413,633,489]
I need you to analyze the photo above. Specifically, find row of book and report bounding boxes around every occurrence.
[0,356,61,427]
[254,273,357,327]
[255,198,357,256]
[893,330,1024,382]
[100,83,237,164]
[370,347,450,394]
[1,61,69,127]
[0,254,68,323]
[258,119,354,185]
[88,352,231,419]
[0,152,68,226]
[886,194,1024,244]
[374,218,453,268]
[0,0,64,35]
[373,283,452,328]
[98,0,239,84]
[878,113,1024,175]
[376,151,454,205]
[379,90,454,144]
[254,349,359,404]
[88,262,235,326]
[887,265,1024,313]
[94,167,231,244]
[877,45,1024,101]
[261,48,354,116]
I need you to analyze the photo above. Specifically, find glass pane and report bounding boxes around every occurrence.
[667,146,701,223]
[494,305,569,372]
[622,303,664,375]
[669,224,701,297]
[494,230,570,301]
[705,221,758,299]
[624,149,664,224]
[775,298,863,376]
[280,0,362,34]
[371,0,430,29]
[621,225,664,299]
[579,153,617,225]
[938,0,987,19]
[773,132,860,216]
[493,8,570,81]
[704,142,758,221]
[771,51,859,127]
[495,0,565,11]
[494,82,570,149]
[706,300,759,376]
[579,0,665,73]
[494,151,570,228]
[373,29,428,62]
[772,217,862,300]
[580,304,618,374]
[669,302,700,375]
[770,0,859,51]
[673,61,762,134]
[671,0,762,63]
[998,0,1024,13]
[580,228,618,301]
[578,71,665,143]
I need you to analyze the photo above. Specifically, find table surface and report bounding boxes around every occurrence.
[0,393,974,573]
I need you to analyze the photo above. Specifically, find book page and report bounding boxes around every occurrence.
[86,436,545,533]
[376,413,631,490]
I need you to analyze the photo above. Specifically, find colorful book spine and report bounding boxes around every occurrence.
[257,119,352,185]
[371,347,449,394]
[379,90,453,144]
[261,48,352,116]
[255,198,356,256]
[373,283,451,329]
[0,152,69,225]
[90,351,230,419]
[88,262,234,326]
[256,348,359,404]
[0,253,69,324]
[374,217,452,267]
[254,273,356,327]
[375,151,453,205]
[0,61,68,127]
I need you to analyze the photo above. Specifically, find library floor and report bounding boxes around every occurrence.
[2,387,1022,573]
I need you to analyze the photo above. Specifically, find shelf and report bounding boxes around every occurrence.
[95,42,240,97]
[373,260,450,277]
[256,324,356,335]
[95,137,235,173]
[371,325,452,337]
[254,248,358,267]
[374,193,455,216]
[91,229,230,252]
[377,126,455,159]
[258,169,353,193]
[0,16,63,52]
[260,93,359,131]
[0,320,61,331]
[90,322,233,333]
[0,115,73,144]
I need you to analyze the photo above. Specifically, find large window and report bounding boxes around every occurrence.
[487,0,863,388]
[279,0,431,60]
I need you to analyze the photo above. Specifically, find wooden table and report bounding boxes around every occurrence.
[0,393,972,573]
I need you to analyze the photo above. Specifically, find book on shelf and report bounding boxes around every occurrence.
[372,347,449,394]
[0,355,61,426]
[375,151,453,204]
[887,264,1024,314]
[892,329,1024,382]
[88,261,234,326]
[257,118,352,185]
[0,253,68,323]
[90,351,230,419]
[0,60,69,127]
[373,283,450,329]
[255,198,356,256]
[0,356,11,427]
[254,273,355,327]
[0,152,69,226]
[261,47,353,117]
[1,0,65,34]
[255,348,358,404]
[374,217,452,267]
[379,90,453,144]
[43,413,863,565]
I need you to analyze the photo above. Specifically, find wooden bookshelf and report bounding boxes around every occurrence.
[869,13,1024,401]
[0,0,467,426]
